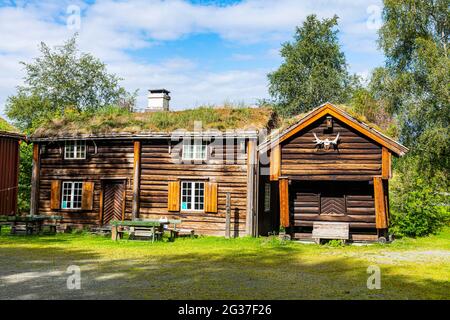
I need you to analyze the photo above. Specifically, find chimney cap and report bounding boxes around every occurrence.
[149,88,170,94]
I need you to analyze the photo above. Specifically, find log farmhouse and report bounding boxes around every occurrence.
[29,92,408,241]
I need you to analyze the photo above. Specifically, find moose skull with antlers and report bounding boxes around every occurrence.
[313,132,340,150]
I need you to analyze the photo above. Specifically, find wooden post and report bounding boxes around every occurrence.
[225,192,231,239]
[279,178,289,228]
[246,138,257,236]
[374,177,388,230]
[132,141,141,220]
[30,143,40,216]
[382,147,391,179]
[270,144,281,181]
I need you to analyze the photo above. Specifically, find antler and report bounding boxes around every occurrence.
[313,133,323,144]
[331,132,340,144]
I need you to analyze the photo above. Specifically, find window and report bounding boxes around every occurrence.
[64,141,86,159]
[264,183,271,212]
[181,181,204,211]
[61,181,83,209]
[182,141,207,160]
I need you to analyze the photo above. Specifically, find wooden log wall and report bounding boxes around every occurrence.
[291,181,376,229]
[139,139,249,236]
[281,117,382,180]
[37,140,134,226]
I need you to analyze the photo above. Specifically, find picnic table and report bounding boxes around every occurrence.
[0,215,63,235]
[110,220,169,242]
[109,219,192,242]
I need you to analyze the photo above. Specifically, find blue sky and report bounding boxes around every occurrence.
[0,0,384,115]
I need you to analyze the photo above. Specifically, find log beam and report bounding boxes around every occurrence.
[246,138,257,236]
[374,177,388,229]
[132,141,141,220]
[30,143,40,216]
[279,178,290,228]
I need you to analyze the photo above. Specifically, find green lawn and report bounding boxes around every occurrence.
[0,227,449,300]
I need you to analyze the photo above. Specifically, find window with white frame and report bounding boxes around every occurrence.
[64,141,86,159]
[61,181,83,209]
[264,183,271,212]
[182,140,207,161]
[181,181,204,211]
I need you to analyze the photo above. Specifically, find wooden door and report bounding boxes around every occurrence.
[102,181,125,225]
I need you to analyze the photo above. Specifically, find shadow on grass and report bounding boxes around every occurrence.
[0,235,448,300]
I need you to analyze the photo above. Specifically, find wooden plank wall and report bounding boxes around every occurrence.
[0,137,20,215]
[38,140,134,226]
[139,139,248,236]
[281,117,382,180]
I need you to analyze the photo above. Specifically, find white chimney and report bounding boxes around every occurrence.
[147,89,170,111]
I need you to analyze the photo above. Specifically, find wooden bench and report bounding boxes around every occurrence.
[312,222,349,244]
[166,220,195,240]
[129,226,163,240]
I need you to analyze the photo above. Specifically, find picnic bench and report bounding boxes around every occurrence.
[110,220,167,242]
[109,219,195,242]
[0,215,62,235]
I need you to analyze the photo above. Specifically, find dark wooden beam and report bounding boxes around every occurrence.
[30,143,40,216]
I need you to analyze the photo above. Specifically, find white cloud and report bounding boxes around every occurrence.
[0,0,383,117]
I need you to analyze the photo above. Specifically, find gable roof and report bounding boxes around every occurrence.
[258,102,408,156]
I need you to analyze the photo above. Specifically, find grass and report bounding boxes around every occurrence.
[0,116,17,133]
[32,105,275,137]
[0,227,449,299]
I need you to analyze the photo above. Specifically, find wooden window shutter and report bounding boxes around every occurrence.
[205,182,218,213]
[50,180,61,210]
[81,182,94,210]
[168,181,180,211]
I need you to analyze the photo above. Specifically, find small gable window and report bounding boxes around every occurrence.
[65,141,86,159]
[182,141,207,161]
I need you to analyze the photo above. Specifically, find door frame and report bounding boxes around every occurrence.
[99,179,127,225]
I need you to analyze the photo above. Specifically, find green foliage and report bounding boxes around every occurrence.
[5,34,136,131]
[372,0,450,237]
[377,0,450,179]
[268,14,358,117]
[390,159,450,237]
[0,117,17,132]
[17,143,33,213]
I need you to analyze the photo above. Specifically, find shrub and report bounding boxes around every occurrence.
[390,170,450,237]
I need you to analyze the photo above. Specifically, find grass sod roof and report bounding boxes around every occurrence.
[0,116,18,133]
[32,106,275,139]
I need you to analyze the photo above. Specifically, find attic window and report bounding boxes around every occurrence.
[326,116,333,129]
[182,140,207,161]
[64,141,86,159]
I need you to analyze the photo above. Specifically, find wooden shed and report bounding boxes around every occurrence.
[0,131,26,216]
[258,103,408,242]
